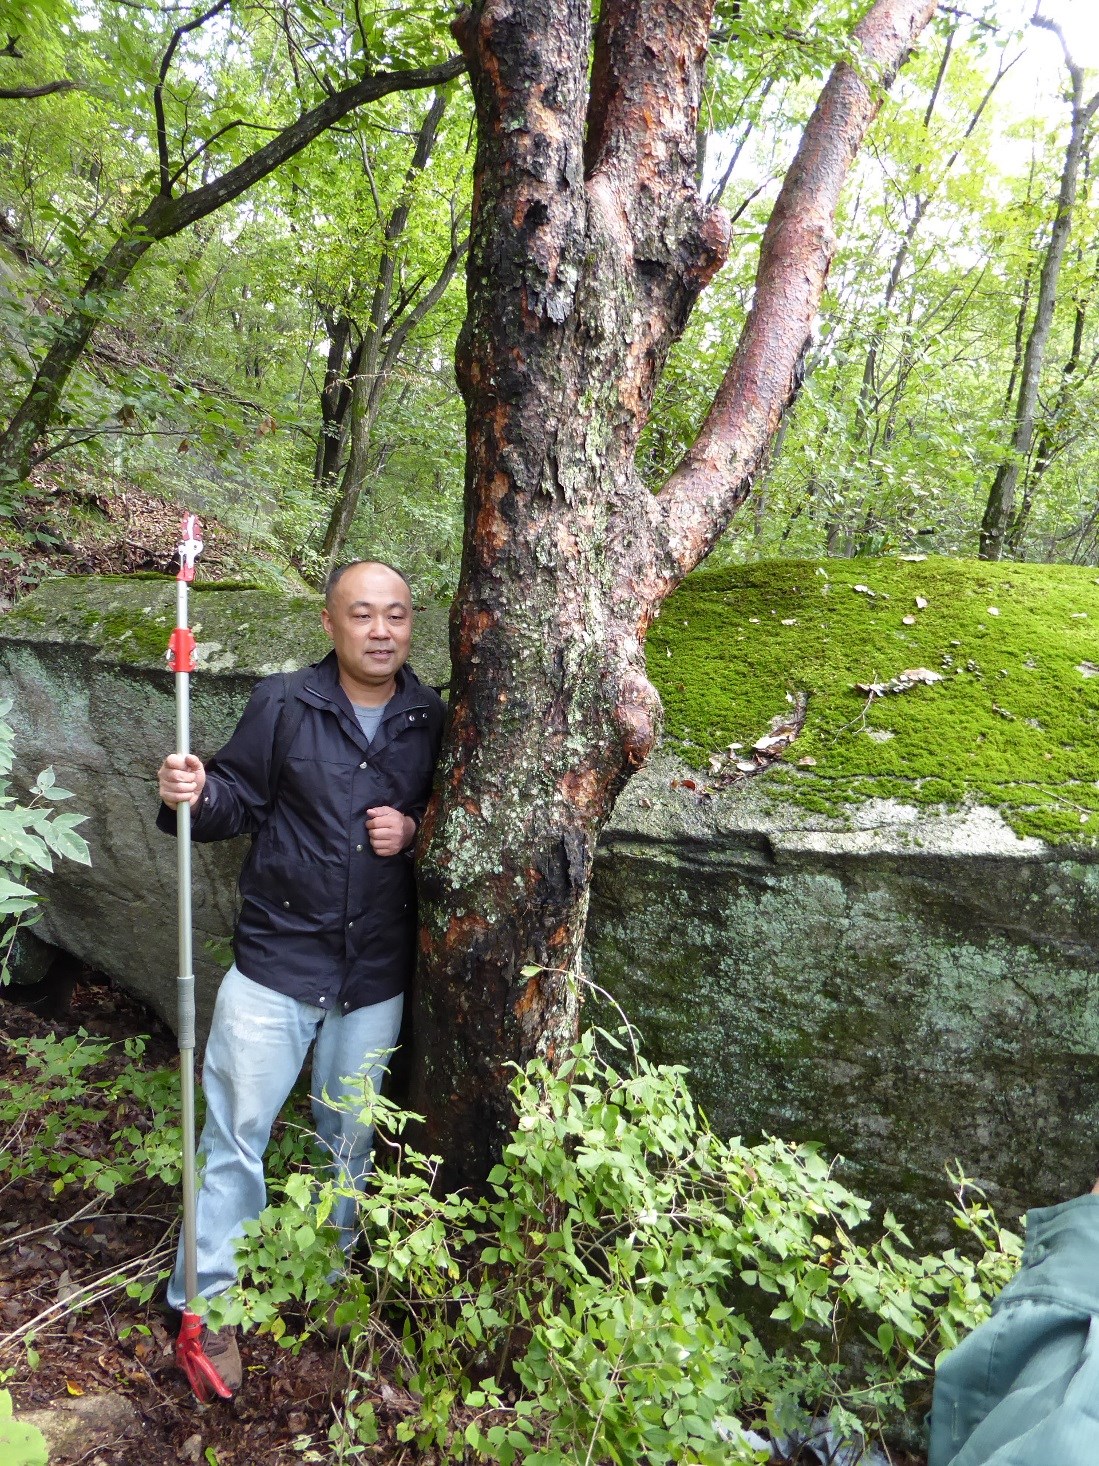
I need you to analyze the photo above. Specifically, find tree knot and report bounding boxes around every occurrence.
[686,205,732,292]
[612,671,662,769]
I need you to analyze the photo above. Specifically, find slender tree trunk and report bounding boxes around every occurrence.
[318,91,462,569]
[1006,238,1096,555]
[979,22,1099,559]
[412,0,938,1186]
[313,312,353,493]
[0,209,166,491]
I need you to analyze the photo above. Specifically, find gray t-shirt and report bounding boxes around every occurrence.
[353,699,390,745]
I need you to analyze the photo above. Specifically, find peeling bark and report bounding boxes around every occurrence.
[413,0,938,1185]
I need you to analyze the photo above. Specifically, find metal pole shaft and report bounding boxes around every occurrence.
[175,577,199,1306]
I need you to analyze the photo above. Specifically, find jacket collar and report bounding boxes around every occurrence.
[297,651,429,754]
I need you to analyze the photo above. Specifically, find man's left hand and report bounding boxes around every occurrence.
[365,806,416,857]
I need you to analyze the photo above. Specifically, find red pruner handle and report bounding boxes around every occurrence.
[177,513,204,583]
[167,627,197,674]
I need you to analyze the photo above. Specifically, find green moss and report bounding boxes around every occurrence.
[648,557,1099,846]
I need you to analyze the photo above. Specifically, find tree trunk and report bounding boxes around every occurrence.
[313,313,353,493]
[1006,237,1096,556]
[0,210,166,493]
[318,91,466,570]
[412,0,939,1187]
[979,23,1099,560]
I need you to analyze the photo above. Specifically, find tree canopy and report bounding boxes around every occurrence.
[0,1,1095,584]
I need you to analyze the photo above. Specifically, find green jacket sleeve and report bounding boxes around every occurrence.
[929,1193,1099,1466]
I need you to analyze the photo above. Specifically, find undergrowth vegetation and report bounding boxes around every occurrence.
[649,556,1099,845]
[0,1014,1023,1463]
[180,1028,1022,1466]
[0,696,90,985]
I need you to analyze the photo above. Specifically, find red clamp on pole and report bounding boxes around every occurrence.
[167,626,197,673]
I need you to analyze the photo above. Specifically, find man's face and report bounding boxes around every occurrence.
[322,562,413,700]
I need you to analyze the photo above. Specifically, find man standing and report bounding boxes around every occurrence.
[157,560,444,1394]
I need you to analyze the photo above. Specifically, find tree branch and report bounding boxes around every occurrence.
[150,54,466,240]
[168,117,281,188]
[0,79,79,100]
[153,0,231,197]
[651,0,939,592]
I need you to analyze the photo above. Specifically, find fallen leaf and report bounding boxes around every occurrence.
[1077,662,1099,678]
[852,584,875,597]
[781,618,797,626]
[915,596,928,609]
[902,615,916,625]
[66,1379,85,1396]
[1071,612,1088,619]
[798,756,817,767]
[987,607,1000,616]
[855,667,943,697]
[899,554,927,561]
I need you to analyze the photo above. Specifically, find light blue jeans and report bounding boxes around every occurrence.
[168,965,403,1310]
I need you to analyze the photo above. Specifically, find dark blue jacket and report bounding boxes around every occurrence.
[158,651,445,1013]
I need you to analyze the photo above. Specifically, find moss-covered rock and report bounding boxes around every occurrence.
[647,556,1099,845]
[582,558,1099,1238]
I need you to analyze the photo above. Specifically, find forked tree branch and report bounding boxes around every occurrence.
[651,0,939,593]
[153,0,232,195]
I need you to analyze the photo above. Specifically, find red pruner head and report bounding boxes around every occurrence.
[175,1310,233,1402]
[177,514,204,583]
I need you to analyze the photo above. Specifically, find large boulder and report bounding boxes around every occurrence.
[0,575,450,1037]
[588,773,1099,1238]
[3,557,1099,1235]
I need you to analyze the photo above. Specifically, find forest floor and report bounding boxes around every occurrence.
[0,976,422,1466]
[0,470,251,610]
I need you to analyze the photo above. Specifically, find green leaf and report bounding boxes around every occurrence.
[0,1389,49,1466]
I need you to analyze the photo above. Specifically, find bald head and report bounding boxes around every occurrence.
[325,559,410,608]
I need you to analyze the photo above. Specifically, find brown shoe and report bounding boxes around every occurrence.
[201,1324,242,1392]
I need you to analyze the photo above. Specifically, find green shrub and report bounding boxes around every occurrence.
[218,1028,1021,1465]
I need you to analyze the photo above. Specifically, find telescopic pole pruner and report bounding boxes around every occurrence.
[167,514,232,1402]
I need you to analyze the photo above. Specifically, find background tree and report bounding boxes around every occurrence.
[0,0,463,499]
[410,0,940,1186]
[979,11,1099,559]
